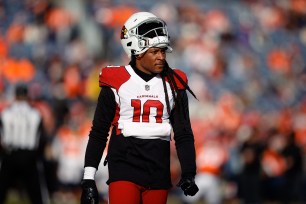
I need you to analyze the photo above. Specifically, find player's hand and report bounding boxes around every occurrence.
[177,177,199,196]
[81,179,99,204]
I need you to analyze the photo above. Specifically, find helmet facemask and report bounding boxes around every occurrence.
[134,19,170,48]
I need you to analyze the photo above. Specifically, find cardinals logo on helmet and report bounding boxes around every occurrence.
[121,26,128,39]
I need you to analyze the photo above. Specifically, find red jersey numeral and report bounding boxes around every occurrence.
[131,99,141,122]
[131,99,164,123]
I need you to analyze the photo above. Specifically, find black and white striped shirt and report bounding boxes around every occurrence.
[0,101,43,151]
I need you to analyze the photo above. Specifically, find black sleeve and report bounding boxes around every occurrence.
[84,86,116,169]
[171,90,197,178]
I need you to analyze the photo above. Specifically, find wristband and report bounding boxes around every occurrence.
[83,167,97,180]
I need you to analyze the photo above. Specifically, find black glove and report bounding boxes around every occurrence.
[177,177,199,196]
[81,179,99,204]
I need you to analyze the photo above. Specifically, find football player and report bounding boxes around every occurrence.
[81,11,199,204]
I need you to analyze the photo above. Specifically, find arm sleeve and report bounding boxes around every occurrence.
[171,90,197,178]
[84,86,116,169]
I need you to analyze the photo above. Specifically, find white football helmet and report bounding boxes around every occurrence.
[120,12,173,57]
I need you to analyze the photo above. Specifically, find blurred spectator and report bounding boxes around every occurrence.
[261,130,286,203]
[50,101,92,203]
[238,126,265,204]
[281,131,304,203]
[293,98,306,152]
[0,83,49,204]
[2,58,35,83]
[182,133,227,204]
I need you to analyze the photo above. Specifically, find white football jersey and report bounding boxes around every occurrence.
[100,65,186,141]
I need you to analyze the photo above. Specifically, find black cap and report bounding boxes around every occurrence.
[15,83,28,97]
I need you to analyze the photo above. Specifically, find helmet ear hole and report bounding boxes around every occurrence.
[127,42,132,47]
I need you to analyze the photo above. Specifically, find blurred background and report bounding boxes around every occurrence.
[0,0,306,203]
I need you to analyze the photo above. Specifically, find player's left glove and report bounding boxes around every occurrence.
[81,179,99,204]
[177,177,199,196]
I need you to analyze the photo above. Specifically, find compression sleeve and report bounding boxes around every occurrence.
[84,86,116,169]
[171,90,197,178]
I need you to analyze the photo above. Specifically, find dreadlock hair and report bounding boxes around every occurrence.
[129,55,197,117]
[160,61,197,116]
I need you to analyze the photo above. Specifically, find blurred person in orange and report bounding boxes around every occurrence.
[51,101,91,202]
[2,58,35,83]
[80,11,199,204]
[63,64,83,99]
[261,131,286,203]
[0,83,49,204]
[182,134,227,204]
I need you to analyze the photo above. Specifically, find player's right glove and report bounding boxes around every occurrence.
[177,177,199,196]
[81,179,99,204]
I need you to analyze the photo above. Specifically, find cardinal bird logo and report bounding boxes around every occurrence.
[121,26,128,39]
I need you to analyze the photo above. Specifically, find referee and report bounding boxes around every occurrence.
[0,84,49,204]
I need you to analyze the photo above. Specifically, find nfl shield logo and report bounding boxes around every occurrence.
[145,85,150,91]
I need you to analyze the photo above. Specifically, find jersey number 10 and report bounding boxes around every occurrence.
[131,99,164,123]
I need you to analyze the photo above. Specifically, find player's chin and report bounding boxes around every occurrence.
[154,65,164,73]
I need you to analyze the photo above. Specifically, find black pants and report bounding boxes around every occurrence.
[0,151,47,204]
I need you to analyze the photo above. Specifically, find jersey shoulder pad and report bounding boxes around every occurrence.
[173,69,188,90]
[99,66,130,90]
